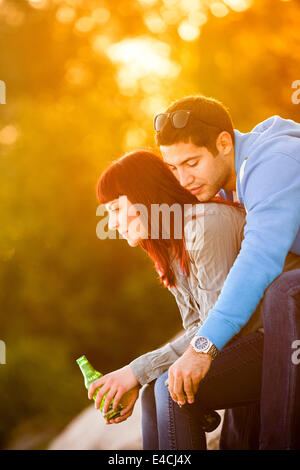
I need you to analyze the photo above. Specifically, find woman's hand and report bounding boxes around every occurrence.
[88,364,140,415]
[105,387,140,425]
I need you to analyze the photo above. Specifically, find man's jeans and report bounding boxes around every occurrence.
[141,269,300,450]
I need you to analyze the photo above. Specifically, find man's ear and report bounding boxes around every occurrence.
[216,131,233,155]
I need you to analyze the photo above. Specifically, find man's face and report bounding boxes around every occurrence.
[160,141,230,202]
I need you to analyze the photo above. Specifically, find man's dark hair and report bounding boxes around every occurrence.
[155,95,235,155]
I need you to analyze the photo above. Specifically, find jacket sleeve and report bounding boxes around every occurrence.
[129,322,201,385]
[197,152,300,350]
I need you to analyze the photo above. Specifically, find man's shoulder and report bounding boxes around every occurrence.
[236,115,300,161]
[237,116,300,191]
[249,115,300,135]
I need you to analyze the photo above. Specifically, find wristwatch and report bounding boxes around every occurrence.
[190,336,219,360]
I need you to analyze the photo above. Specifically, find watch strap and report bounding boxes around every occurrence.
[206,343,218,360]
[190,336,219,360]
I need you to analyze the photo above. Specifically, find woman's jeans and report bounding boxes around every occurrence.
[141,269,300,450]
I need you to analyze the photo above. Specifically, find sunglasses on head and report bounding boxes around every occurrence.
[154,110,191,132]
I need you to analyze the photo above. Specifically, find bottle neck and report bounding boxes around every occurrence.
[79,363,102,384]
[77,356,103,386]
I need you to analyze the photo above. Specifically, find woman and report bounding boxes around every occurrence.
[89,149,264,449]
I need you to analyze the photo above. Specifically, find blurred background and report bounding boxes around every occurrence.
[0,0,299,450]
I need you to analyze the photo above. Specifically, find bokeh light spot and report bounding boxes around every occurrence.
[91,8,110,24]
[124,127,147,150]
[0,125,19,145]
[210,2,230,17]
[140,96,169,117]
[144,12,167,34]
[107,38,180,93]
[28,0,48,9]
[138,0,158,6]
[224,0,253,11]
[65,63,91,86]
[56,6,76,23]
[74,16,94,34]
[178,21,200,41]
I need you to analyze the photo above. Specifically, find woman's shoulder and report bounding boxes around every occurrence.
[183,202,244,226]
[183,202,245,249]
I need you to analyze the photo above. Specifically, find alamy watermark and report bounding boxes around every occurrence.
[0,340,6,364]
[0,80,6,104]
[291,340,300,365]
[291,80,300,104]
[96,199,204,250]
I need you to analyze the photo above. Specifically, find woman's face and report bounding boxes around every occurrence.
[105,195,147,247]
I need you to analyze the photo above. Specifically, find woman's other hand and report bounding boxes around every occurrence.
[105,386,140,425]
[88,364,140,415]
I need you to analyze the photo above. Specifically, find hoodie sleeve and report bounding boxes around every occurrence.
[197,151,300,350]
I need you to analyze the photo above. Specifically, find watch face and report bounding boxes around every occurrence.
[194,336,210,351]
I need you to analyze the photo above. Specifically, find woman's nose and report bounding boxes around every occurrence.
[108,214,118,231]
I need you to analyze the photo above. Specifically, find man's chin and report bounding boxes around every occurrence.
[193,186,220,202]
[127,239,140,247]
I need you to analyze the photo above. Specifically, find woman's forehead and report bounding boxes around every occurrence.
[105,196,128,210]
[105,199,119,210]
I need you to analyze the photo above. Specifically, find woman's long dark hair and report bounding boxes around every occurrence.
[97,150,240,288]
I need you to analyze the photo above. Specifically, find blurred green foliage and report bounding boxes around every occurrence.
[0,337,88,447]
[0,0,299,449]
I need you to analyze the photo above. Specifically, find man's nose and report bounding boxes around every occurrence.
[177,168,194,188]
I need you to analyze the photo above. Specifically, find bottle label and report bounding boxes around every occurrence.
[87,372,102,385]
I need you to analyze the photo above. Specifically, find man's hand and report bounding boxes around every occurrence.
[168,345,212,405]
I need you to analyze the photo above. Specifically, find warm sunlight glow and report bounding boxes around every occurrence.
[144,12,167,34]
[56,6,76,23]
[0,125,19,145]
[138,0,158,6]
[180,0,200,13]
[140,76,162,94]
[140,95,169,117]
[223,0,253,11]
[210,2,230,17]
[65,63,91,86]
[92,35,112,56]
[74,16,94,34]
[163,0,180,7]
[178,21,200,41]
[91,8,110,24]
[28,0,48,9]
[124,127,147,150]
[188,10,208,27]
[107,38,180,93]
[160,7,182,25]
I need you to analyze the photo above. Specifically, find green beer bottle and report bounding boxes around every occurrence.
[76,355,124,421]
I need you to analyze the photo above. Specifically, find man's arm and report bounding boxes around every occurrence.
[168,151,300,404]
[198,152,300,350]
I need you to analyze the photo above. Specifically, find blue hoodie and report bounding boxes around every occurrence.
[197,116,300,350]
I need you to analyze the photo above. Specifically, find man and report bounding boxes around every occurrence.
[154,95,300,449]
